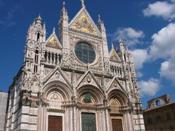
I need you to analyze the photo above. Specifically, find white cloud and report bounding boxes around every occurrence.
[113,27,144,47]
[130,49,149,70]
[143,1,175,21]
[149,23,175,83]
[160,58,175,82]
[138,79,160,96]
[150,23,175,59]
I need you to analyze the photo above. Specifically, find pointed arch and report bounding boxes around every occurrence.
[107,89,129,106]
[77,84,105,104]
[43,80,73,101]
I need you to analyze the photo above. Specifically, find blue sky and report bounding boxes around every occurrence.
[0,0,175,108]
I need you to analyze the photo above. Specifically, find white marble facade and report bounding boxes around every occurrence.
[5,1,145,131]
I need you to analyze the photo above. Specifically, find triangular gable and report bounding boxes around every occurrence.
[46,33,62,49]
[110,48,121,62]
[69,8,101,36]
[43,66,72,88]
[106,77,126,94]
[75,70,102,90]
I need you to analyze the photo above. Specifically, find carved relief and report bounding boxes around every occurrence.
[47,91,63,109]
[61,51,72,68]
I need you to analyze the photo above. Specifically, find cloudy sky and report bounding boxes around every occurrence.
[0,0,175,107]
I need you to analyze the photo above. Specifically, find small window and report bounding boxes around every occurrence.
[35,50,39,63]
[34,65,38,73]
[37,32,40,41]
[155,99,161,106]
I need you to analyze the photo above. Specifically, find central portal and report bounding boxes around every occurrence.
[48,116,62,131]
[81,112,96,131]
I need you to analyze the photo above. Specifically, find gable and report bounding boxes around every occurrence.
[75,71,102,90]
[69,8,100,36]
[110,48,121,62]
[43,66,72,88]
[106,77,125,94]
[46,33,62,49]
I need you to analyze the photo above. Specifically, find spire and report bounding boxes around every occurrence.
[98,14,106,33]
[112,42,114,49]
[98,14,102,23]
[35,15,42,25]
[63,1,65,7]
[119,39,126,48]
[27,15,46,42]
[81,0,85,8]
[61,1,68,18]
[62,1,66,12]
[52,27,56,34]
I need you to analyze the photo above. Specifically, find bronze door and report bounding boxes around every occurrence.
[81,113,96,131]
[112,119,123,131]
[48,116,62,131]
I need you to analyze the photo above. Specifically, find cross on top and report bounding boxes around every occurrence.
[80,0,86,7]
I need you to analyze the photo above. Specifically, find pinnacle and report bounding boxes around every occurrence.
[36,14,42,20]
[52,27,56,33]
[80,0,86,8]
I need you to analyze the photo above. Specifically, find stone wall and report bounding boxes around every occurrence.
[0,92,8,131]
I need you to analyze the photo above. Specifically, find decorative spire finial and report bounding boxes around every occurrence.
[98,14,102,23]
[119,39,124,43]
[81,0,85,8]
[62,1,68,15]
[63,1,65,7]
[112,42,114,49]
[52,27,56,33]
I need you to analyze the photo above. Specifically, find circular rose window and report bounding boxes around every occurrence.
[75,42,96,64]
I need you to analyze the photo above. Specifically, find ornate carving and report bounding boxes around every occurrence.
[47,91,63,109]
[86,76,91,83]
[61,50,72,68]
[104,58,110,73]
[55,72,60,79]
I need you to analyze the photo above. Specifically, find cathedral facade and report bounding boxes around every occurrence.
[5,1,145,131]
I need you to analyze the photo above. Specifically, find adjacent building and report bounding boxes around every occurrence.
[0,92,8,131]
[5,1,145,131]
[144,95,175,131]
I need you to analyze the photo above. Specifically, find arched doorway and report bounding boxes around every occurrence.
[108,90,128,131]
[42,81,72,131]
[77,85,105,131]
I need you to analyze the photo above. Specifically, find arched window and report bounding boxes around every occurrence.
[35,50,39,63]
[37,32,40,41]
